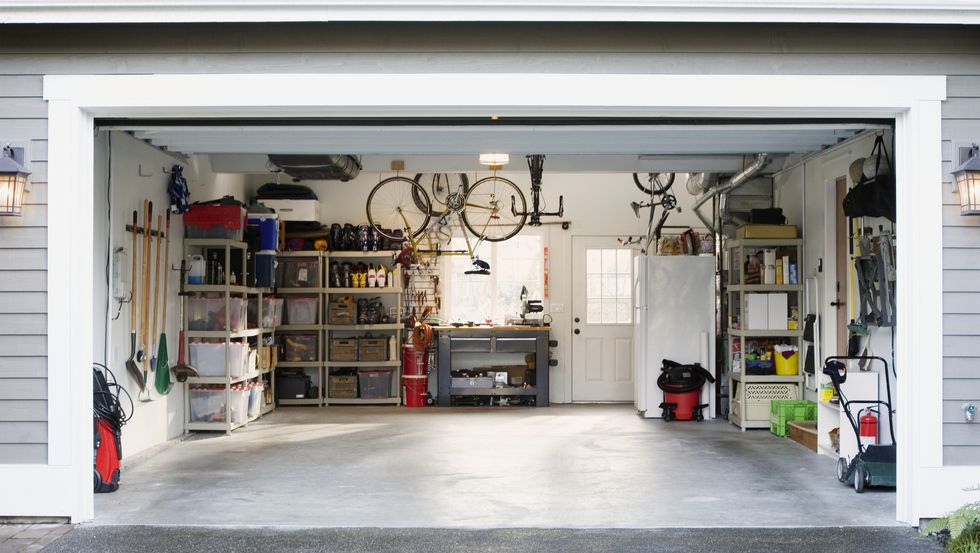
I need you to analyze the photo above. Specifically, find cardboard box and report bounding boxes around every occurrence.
[330,338,358,362]
[328,302,356,325]
[329,375,358,398]
[736,224,798,239]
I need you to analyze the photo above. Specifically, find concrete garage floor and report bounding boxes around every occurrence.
[95,404,897,528]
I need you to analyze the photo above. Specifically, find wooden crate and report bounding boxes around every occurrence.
[330,338,358,362]
[358,338,388,362]
[328,302,356,325]
[329,375,358,398]
[788,420,818,452]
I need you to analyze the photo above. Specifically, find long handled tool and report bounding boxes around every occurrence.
[124,210,146,391]
[155,211,173,395]
[171,260,199,383]
[139,201,153,402]
[150,213,162,371]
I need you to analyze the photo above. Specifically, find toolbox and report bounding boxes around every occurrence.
[330,338,358,362]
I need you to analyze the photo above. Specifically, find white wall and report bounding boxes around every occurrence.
[774,131,897,451]
[249,170,705,403]
[94,132,249,459]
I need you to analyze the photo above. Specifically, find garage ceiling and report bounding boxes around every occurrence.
[106,121,888,172]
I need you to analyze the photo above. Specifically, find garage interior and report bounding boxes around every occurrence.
[88,119,899,526]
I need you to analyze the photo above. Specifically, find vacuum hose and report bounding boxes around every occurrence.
[656,359,716,394]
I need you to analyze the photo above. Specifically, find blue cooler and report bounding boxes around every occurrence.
[255,250,277,288]
[248,213,279,251]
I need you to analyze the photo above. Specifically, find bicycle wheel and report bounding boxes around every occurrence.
[413,173,469,216]
[633,172,675,195]
[462,176,527,242]
[366,176,432,240]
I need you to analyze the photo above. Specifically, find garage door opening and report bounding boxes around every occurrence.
[86,117,901,527]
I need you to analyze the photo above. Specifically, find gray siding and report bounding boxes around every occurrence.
[0,70,47,463]
[942,82,980,464]
[0,23,979,464]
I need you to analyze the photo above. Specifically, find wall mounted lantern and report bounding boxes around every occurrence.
[953,143,980,216]
[0,145,31,217]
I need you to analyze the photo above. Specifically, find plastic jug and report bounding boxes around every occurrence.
[188,254,205,285]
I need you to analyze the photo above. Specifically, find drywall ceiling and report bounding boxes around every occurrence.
[107,122,886,173]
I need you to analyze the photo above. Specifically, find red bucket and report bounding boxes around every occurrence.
[403,375,427,408]
[402,345,426,377]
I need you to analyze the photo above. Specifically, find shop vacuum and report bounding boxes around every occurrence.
[93,364,132,493]
[657,359,715,422]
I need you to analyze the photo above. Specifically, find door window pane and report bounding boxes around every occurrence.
[584,248,633,325]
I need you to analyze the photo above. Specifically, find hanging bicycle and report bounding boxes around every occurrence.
[629,172,680,254]
[366,173,528,274]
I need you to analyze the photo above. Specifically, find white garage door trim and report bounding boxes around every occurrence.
[18,73,945,524]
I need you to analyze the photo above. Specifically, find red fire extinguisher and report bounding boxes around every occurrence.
[859,408,879,445]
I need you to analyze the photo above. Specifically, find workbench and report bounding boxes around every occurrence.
[434,326,550,407]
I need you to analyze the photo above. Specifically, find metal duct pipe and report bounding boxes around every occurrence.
[691,153,770,234]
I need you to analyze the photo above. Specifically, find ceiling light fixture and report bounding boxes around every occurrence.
[479,153,510,169]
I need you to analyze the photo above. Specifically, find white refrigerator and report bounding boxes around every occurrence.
[633,255,717,419]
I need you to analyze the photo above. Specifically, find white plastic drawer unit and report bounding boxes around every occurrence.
[260,199,320,222]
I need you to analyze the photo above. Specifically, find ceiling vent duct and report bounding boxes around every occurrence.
[685,172,719,196]
[690,154,770,233]
[267,154,362,181]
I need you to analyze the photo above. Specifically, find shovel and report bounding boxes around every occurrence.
[124,209,146,391]
[138,201,153,402]
[149,213,162,372]
[171,260,199,383]
[155,211,173,395]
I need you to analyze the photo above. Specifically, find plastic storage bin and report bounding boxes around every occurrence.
[188,386,247,424]
[280,258,319,288]
[282,334,318,362]
[770,399,817,437]
[184,204,247,241]
[286,296,318,325]
[187,297,247,332]
[774,349,800,376]
[248,296,284,329]
[189,342,249,377]
[358,370,393,399]
[247,382,265,418]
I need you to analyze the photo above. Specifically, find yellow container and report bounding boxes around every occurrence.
[774,351,799,376]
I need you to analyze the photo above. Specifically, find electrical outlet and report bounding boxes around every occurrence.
[552,303,564,313]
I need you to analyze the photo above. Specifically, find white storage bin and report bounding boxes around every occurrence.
[230,386,249,424]
[286,296,318,325]
[187,296,248,332]
[265,297,284,327]
[189,342,249,377]
[260,199,320,222]
[247,383,264,418]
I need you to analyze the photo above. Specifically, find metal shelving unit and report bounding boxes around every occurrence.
[182,239,275,434]
[276,251,326,407]
[725,238,805,431]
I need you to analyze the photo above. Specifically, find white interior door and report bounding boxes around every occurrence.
[571,237,635,402]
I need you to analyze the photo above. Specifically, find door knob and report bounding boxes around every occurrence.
[574,317,580,323]
[574,329,581,335]
[830,300,845,308]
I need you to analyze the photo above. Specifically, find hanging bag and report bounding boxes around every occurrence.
[842,135,895,222]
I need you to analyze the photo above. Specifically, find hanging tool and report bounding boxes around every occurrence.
[124,210,145,391]
[155,211,173,395]
[139,201,153,402]
[171,260,199,382]
[150,214,162,372]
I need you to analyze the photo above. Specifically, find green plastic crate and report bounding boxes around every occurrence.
[770,400,817,437]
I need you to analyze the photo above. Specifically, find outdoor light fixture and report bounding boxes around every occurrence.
[0,145,31,217]
[953,143,980,216]
[478,153,510,169]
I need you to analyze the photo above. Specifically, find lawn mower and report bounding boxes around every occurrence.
[822,355,896,493]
